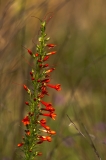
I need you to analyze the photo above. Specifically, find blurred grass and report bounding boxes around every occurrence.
[0,0,106,160]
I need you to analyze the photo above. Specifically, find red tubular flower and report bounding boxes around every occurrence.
[40,129,56,135]
[28,112,34,116]
[38,59,42,62]
[40,112,56,120]
[40,100,52,108]
[17,143,24,147]
[27,49,33,55]
[37,136,52,143]
[39,119,46,124]
[38,87,49,97]
[47,84,61,91]
[31,77,35,80]
[48,130,56,135]
[41,79,50,83]
[30,71,33,77]
[39,63,49,68]
[24,47,39,57]
[38,93,44,98]
[46,51,56,55]
[37,152,42,156]
[41,86,48,95]
[38,120,50,130]
[45,74,50,77]
[23,46,33,55]
[23,85,28,91]
[25,130,30,136]
[37,79,50,83]
[40,123,50,130]
[41,106,55,112]
[39,64,42,68]
[22,116,30,125]
[43,64,49,68]
[43,56,49,61]
[35,53,39,57]
[25,102,29,105]
[45,68,55,74]
[37,79,41,82]
[46,44,56,49]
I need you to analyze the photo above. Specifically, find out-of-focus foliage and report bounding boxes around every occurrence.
[0,0,106,160]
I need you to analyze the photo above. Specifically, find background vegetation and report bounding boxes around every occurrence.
[0,0,106,159]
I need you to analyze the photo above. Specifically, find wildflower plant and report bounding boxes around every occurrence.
[17,17,61,159]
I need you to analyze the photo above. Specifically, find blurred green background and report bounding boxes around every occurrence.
[0,0,106,159]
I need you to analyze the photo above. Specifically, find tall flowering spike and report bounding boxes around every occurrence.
[17,18,61,159]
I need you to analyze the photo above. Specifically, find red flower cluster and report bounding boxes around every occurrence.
[22,116,30,126]
[17,21,61,158]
